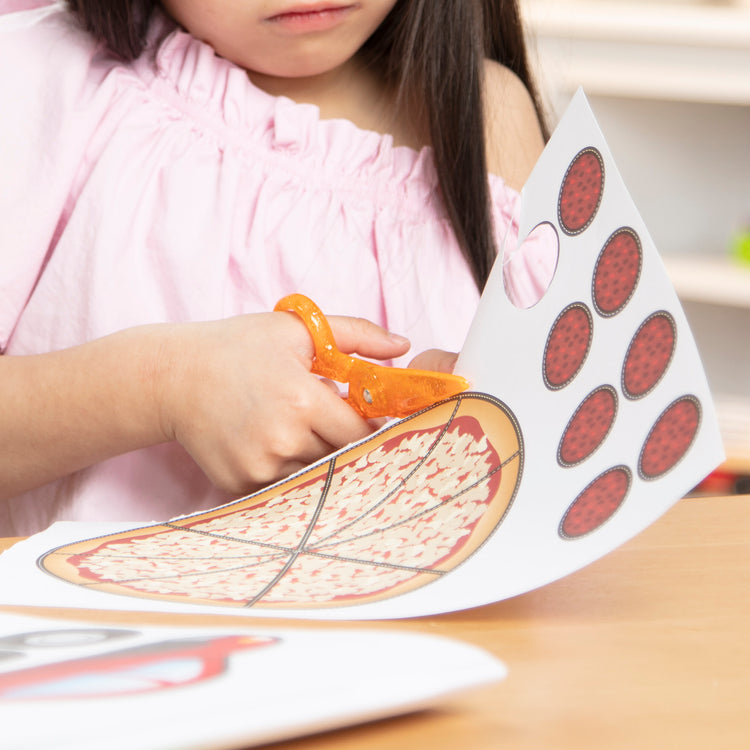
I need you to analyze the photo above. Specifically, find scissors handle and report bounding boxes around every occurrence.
[275,294,469,419]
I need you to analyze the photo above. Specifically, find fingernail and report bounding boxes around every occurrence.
[389,333,410,346]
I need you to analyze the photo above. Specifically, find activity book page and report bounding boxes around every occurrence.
[0,611,505,750]
[0,90,724,621]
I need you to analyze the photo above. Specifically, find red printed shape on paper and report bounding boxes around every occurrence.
[593,227,642,316]
[543,303,593,390]
[558,147,604,235]
[639,396,701,479]
[559,466,632,539]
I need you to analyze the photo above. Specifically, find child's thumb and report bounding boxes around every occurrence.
[407,349,459,374]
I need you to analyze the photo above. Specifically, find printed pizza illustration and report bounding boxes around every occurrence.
[40,394,523,609]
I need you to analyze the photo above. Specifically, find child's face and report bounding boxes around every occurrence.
[161,1,399,79]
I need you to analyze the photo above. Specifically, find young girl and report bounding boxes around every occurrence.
[0,0,549,535]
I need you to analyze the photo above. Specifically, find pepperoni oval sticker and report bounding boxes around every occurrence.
[622,311,676,399]
[559,466,632,539]
[639,396,701,480]
[558,147,605,235]
[593,228,642,316]
[558,386,618,467]
[543,303,593,390]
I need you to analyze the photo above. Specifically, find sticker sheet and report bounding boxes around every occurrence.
[0,612,505,750]
[0,91,723,620]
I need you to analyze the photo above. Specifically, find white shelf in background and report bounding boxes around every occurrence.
[525,1,750,48]
[662,255,750,308]
[714,394,750,473]
[524,1,750,106]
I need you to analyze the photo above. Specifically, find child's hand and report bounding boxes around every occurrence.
[0,320,460,504]
[156,312,411,496]
[407,348,459,375]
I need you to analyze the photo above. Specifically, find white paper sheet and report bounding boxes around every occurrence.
[0,612,505,750]
[0,91,724,620]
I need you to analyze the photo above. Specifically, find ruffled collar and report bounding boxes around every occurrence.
[142,10,515,205]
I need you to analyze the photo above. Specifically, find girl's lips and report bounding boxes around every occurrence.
[265,4,357,33]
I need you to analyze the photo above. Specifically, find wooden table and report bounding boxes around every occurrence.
[2,494,749,749]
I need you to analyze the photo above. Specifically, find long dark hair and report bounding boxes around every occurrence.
[66,0,547,290]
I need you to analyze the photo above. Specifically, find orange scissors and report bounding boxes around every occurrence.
[274,294,470,419]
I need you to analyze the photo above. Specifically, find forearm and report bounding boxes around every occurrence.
[0,311,413,505]
[0,326,170,500]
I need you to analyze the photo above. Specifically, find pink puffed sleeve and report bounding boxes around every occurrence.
[0,3,113,349]
[0,1,54,11]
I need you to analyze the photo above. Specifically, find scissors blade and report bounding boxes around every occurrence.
[347,361,469,419]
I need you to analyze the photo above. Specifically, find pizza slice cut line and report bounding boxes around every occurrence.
[160,523,304,557]
[309,451,517,560]
[57,529,292,571]
[244,552,448,608]
[241,462,337,607]
[306,398,464,550]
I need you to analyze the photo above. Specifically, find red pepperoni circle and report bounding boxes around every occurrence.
[639,396,701,480]
[593,228,642,316]
[622,312,676,399]
[560,466,631,539]
[558,386,618,467]
[558,147,604,235]
[543,303,593,390]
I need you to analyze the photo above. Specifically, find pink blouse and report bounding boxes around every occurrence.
[0,3,550,534]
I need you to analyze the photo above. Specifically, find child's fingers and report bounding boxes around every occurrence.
[261,430,338,483]
[309,377,375,448]
[216,386,362,492]
[407,348,459,374]
[327,315,411,360]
